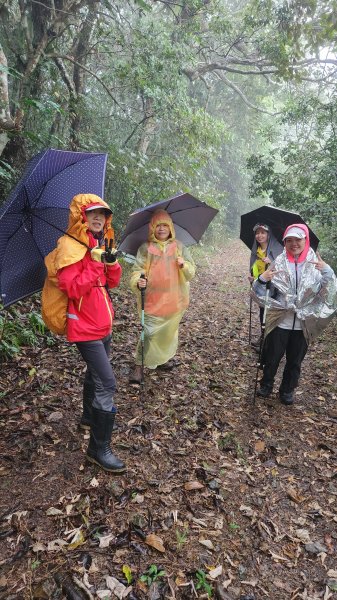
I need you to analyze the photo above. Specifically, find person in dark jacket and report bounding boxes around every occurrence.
[248,223,283,326]
[56,193,125,473]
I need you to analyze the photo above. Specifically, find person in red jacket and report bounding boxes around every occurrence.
[56,193,125,474]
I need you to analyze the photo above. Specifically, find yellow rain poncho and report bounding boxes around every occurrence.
[130,210,195,368]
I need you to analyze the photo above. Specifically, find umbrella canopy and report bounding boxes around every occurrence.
[118,192,218,256]
[240,205,319,251]
[0,148,107,307]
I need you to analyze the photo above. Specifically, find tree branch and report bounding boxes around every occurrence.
[183,56,337,81]
[45,54,125,111]
[53,57,76,97]
[217,73,281,116]
[122,114,154,147]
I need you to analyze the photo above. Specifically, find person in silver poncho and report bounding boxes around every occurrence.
[251,223,337,405]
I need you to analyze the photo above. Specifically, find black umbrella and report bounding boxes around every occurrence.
[240,206,319,251]
[118,192,218,256]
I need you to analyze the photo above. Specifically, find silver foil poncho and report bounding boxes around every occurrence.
[251,248,337,344]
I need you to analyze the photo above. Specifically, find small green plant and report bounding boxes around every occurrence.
[31,559,41,570]
[195,569,213,597]
[122,564,133,584]
[175,525,189,550]
[140,564,166,587]
[0,305,53,359]
[218,433,246,462]
[228,512,240,533]
[188,375,197,389]
[28,311,46,334]
[218,432,236,450]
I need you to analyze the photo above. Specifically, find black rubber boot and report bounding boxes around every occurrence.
[86,407,126,473]
[279,391,294,405]
[256,384,273,398]
[79,380,94,431]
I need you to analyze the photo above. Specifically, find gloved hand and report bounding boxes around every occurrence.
[91,247,105,263]
[102,239,118,263]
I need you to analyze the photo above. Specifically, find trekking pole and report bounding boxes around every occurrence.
[249,287,253,345]
[252,281,271,404]
[139,273,147,385]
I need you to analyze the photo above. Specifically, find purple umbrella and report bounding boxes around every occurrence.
[118,192,218,256]
[0,148,107,307]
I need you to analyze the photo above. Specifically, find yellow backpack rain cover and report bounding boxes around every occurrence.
[41,193,114,335]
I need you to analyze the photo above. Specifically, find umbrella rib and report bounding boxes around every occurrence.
[32,213,89,248]
[3,213,89,250]
[124,205,216,237]
[164,205,216,217]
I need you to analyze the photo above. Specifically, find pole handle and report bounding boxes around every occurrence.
[140,273,146,308]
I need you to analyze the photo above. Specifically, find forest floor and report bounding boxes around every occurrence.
[1,240,337,600]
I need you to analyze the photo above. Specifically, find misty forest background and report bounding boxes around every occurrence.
[0,0,337,355]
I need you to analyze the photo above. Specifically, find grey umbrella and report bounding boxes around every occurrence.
[118,192,218,256]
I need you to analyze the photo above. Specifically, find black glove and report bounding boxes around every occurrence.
[102,239,118,263]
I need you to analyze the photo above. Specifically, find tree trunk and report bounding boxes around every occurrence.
[69,0,99,150]
[137,98,156,156]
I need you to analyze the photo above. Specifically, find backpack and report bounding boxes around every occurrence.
[41,248,68,336]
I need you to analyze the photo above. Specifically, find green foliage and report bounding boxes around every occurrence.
[140,564,166,586]
[195,569,213,597]
[2,0,337,244]
[247,89,337,267]
[228,520,240,532]
[122,564,133,584]
[0,305,53,360]
[175,525,189,550]
[0,160,16,182]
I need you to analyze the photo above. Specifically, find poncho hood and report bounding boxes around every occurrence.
[55,193,114,270]
[148,209,176,244]
[249,227,283,270]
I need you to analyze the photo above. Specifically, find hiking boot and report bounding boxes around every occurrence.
[86,407,126,474]
[157,359,180,371]
[256,385,272,398]
[129,365,143,384]
[280,391,294,405]
[251,336,262,350]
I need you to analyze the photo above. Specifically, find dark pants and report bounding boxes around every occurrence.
[76,334,116,412]
[261,327,308,393]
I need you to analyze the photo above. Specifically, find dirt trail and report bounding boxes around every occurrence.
[0,239,336,600]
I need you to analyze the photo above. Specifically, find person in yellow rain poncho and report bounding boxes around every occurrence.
[129,209,196,383]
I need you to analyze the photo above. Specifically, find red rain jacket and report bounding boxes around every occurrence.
[57,252,121,342]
